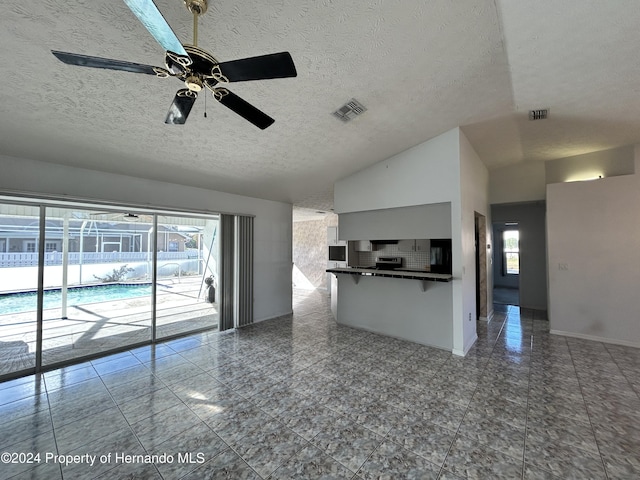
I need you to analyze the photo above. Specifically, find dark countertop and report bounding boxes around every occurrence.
[326,267,453,282]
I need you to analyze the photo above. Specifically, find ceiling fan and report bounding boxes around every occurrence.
[51,0,297,129]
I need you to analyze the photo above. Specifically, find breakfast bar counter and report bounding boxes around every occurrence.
[326,267,453,282]
[326,268,453,350]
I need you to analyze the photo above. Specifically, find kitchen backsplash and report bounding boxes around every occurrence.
[355,244,431,270]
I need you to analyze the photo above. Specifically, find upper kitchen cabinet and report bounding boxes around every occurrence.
[398,239,429,252]
[415,239,429,252]
[327,226,339,246]
[354,240,374,252]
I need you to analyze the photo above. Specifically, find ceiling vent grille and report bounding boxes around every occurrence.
[529,108,549,120]
[332,98,367,122]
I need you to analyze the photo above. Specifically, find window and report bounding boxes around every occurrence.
[503,230,519,275]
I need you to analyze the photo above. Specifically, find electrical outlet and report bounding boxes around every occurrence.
[468,313,472,321]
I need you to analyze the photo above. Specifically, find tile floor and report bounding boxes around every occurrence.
[1,289,639,479]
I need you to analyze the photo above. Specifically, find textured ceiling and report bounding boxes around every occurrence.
[1,1,639,212]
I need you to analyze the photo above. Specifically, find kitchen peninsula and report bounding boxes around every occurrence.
[327,253,454,350]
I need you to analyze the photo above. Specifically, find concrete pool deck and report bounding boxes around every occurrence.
[0,277,218,377]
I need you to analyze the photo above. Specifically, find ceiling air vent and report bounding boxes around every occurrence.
[529,108,549,120]
[332,98,367,122]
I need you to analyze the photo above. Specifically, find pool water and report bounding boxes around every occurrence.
[0,284,154,315]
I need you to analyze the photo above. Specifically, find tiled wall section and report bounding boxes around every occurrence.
[293,214,338,290]
[355,243,431,270]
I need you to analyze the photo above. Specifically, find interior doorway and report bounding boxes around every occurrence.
[474,212,488,320]
[492,222,520,306]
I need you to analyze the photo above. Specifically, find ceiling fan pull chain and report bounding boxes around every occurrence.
[204,90,207,118]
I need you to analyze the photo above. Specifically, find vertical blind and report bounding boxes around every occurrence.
[237,216,254,327]
[219,214,235,331]
[219,214,254,331]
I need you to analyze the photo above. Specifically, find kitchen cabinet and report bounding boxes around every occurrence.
[415,239,429,252]
[398,239,429,252]
[354,240,373,252]
[327,226,339,246]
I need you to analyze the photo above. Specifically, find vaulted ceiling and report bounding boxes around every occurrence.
[1,1,639,213]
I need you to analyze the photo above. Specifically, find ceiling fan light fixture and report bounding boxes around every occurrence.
[185,75,203,92]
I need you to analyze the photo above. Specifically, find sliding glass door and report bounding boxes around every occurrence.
[155,215,219,339]
[40,208,153,366]
[0,199,223,381]
[0,202,40,377]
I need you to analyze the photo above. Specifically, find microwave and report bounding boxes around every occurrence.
[328,245,346,262]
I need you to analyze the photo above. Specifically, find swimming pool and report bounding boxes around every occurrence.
[0,283,155,315]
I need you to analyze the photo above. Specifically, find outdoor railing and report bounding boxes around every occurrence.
[0,251,199,268]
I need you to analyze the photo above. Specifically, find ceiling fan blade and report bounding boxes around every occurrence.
[165,90,197,125]
[51,50,160,75]
[123,0,189,58]
[217,52,297,82]
[215,89,275,129]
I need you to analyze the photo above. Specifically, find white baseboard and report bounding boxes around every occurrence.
[550,329,640,349]
[452,333,479,357]
[479,309,494,323]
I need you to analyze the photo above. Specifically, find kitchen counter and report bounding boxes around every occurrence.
[327,269,453,351]
[326,267,452,282]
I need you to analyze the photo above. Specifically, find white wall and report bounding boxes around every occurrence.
[545,145,635,184]
[334,128,460,213]
[458,130,490,353]
[490,162,546,205]
[0,154,293,322]
[334,128,490,355]
[489,145,636,206]
[547,160,640,347]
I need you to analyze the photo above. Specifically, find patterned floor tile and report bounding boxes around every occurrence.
[526,420,599,454]
[229,420,308,478]
[149,422,229,479]
[54,405,129,454]
[524,441,607,479]
[312,419,384,472]
[356,440,440,479]
[268,443,356,479]
[118,386,183,424]
[385,412,455,466]
[3,291,640,480]
[130,403,203,451]
[179,448,261,480]
[442,435,524,479]
[457,414,525,460]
